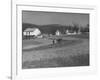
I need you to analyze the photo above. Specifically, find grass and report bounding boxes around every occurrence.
[23,39,82,51]
[23,40,42,46]
[23,33,89,51]
[22,33,89,69]
[67,33,89,39]
[22,53,89,69]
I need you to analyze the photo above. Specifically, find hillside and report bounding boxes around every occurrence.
[22,23,68,35]
[22,23,89,35]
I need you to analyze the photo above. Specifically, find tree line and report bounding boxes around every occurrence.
[22,23,89,35]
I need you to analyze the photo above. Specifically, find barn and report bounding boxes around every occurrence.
[23,28,41,39]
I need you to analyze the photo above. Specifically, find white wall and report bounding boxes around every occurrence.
[0,0,99,80]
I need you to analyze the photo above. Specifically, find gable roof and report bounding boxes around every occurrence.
[24,28,39,32]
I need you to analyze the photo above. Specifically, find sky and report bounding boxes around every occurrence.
[22,11,89,27]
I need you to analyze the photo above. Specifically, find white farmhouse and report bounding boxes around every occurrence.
[66,30,72,35]
[55,30,61,36]
[65,29,81,35]
[23,28,41,37]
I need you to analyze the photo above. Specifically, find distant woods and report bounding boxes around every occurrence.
[22,23,89,35]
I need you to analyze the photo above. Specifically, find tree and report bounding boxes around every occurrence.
[72,22,80,32]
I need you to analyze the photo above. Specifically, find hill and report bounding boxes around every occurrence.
[22,23,89,35]
[22,23,68,35]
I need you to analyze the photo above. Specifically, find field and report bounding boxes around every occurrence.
[22,33,89,69]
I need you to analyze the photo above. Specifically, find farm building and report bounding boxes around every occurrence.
[66,29,81,35]
[55,30,61,36]
[23,28,41,37]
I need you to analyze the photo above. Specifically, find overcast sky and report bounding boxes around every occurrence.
[22,11,89,27]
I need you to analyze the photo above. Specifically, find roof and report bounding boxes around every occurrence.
[24,28,39,32]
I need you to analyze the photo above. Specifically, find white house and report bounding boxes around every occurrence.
[55,30,61,36]
[66,29,77,35]
[23,28,41,37]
